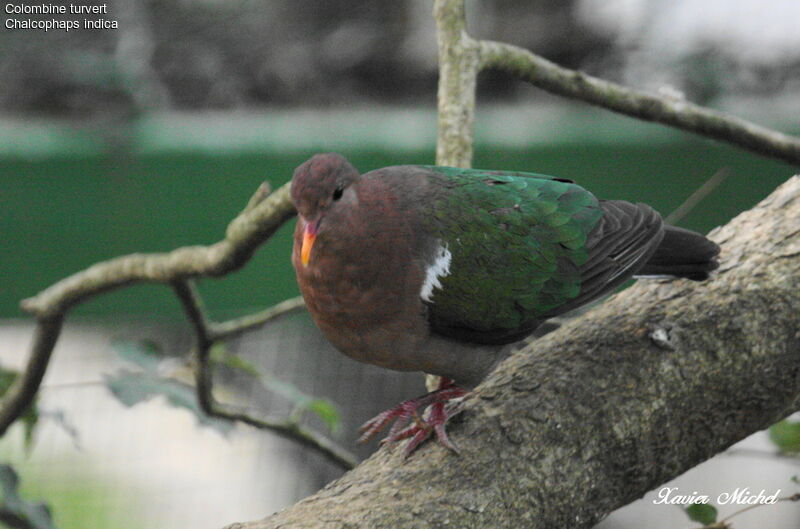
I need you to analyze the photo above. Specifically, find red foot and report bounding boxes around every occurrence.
[357,378,468,457]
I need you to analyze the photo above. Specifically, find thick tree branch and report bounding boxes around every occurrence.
[226,176,800,528]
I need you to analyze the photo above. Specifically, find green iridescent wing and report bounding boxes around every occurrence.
[419,166,604,342]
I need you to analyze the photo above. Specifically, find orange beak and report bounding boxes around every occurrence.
[300,223,317,267]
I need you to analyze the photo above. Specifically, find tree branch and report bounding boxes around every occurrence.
[225,175,800,529]
[210,296,305,341]
[434,0,480,167]
[478,40,800,166]
[433,0,800,166]
[665,169,729,225]
[0,316,63,433]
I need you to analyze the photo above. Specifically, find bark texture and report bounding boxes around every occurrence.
[226,176,800,529]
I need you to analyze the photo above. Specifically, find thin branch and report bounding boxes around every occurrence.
[171,280,356,470]
[39,380,107,390]
[428,0,482,390]
[194,399,357,471]
[666,168,729,225]
[723,447,800,467]
[172,280,214,348]
[209,296,306,341]
[478,39,800,166]
[242,181,272,214]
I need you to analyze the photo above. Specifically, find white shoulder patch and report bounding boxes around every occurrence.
[420,243,452,302]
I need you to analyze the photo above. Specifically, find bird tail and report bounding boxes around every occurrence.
[635,225,720,281]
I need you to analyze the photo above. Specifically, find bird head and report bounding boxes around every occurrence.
[290,153,360,267]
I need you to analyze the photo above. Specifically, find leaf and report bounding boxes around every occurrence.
[210,343,261,378]
[685,503,718,525]
[259,373,341,434]
[307,399,341,434]
[0,366,39,450]
[0,464,57,529]
[110,340,341,435]
[111,340,164,373]
[211,344,342,433]
[769,420,800,453]
[104,370,232,435]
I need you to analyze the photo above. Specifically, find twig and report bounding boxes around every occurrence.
[666,168,730,225]
[194,401,357,471]
[477,39,800,166]
[210,296,306,341]
[723,447,800,467]
[243,181,272,213]
[171,280,356,470]
[172,280,214,348]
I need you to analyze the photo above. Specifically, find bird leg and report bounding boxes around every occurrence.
[357,377,468,457]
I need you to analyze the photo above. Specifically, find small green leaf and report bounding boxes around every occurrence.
[0,366,39,449]
[105,370,232,435]
[210,343,261,378]
[257,373,341,433]
[0,464,57,529]
[685,503,717,525]
[769,420,800,453]
[308,399,341,434]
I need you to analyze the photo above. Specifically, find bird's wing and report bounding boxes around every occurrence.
[538,200,664,318]
[415,167,663,344]
[417,167,601,343]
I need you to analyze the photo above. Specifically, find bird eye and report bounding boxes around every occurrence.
[332,185,344,201]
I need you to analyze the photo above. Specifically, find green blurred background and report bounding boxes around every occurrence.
[3,108,795,319]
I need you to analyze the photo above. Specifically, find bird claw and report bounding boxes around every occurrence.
[358,378,467,457]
